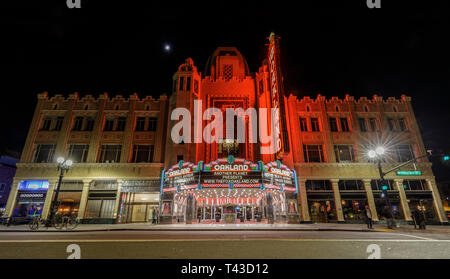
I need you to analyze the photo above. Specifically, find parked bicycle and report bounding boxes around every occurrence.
[29,213,79,231]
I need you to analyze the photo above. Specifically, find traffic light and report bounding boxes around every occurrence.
[444,155,450,161]
[380,183,389,199]
[381,185,388,191]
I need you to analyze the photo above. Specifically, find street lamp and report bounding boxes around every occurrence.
[367,146,396,228]
[47,157,73,225]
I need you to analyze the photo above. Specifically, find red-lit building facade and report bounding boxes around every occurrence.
[4,35,449,225]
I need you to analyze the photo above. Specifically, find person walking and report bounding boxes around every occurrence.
[151,209,156,224]
[381,205,393,229]
[363,205,373,229]
[411,209,419,229]
[417,208,426,230]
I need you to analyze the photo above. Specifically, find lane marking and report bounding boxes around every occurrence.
[390,233,437,241]
[0,238,448,243]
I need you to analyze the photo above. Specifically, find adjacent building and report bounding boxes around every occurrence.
[4,35,448,225]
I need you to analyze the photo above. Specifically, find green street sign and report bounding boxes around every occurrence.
[396,171,422,176]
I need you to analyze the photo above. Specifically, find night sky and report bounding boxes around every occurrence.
[1,1,449,180]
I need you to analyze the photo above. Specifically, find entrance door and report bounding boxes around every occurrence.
[132,204,147,222]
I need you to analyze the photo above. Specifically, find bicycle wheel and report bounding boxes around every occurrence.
[29,217,40,231]
[52,214,65,230]
[66,215,79,230]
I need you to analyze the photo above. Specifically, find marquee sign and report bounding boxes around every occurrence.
[267,32,290,159]
[161,156,298,193]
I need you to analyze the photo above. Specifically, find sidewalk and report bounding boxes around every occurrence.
[0,222,449,233]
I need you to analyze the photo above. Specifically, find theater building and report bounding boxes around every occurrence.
[4,34,449,225]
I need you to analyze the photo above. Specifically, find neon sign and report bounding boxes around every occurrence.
[18,180,49,191]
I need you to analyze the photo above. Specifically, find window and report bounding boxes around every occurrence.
[177,155,184,162]
[116,117,126,131]
[179,77,184,91]
[393,145,415,162]
[338,180,364,191]
[358,118,367,132]
[334,145,355,162]
[0,184,5,192]
[403,180,426,191]
[194,80,199,94]
[104,117,114,131]
[98,145,122,163]
[68,144,89,163]
[223,64,233,81]
[371,180,394,191]
[85,117,95,131]
[398,118,407,131]
[147,117,158,131]
[311,118,320,132]
[340,118,349,132]
[41,117,52,131]
[299,118,308,132]
[329,118,338,132]
[303,145,325,163]
[72,116,83,131]
[53,117,64,131]
[186,77,191,91]
[136,117,146,131]
[387,118,395,131]
[369,118,378,132]
[33,144,56,163]
[131,145,154,163]
[306,180,332,191]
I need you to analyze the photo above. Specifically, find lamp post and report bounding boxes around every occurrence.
[368,146,396,228]
[47,157,73,225]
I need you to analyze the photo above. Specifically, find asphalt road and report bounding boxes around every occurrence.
[0,230,449,259]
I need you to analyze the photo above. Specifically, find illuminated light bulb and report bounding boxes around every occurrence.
[375,146,385,155]
[368,150,376,158]
[57,157,65,164]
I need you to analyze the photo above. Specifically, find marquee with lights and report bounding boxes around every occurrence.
[160,155,298,194]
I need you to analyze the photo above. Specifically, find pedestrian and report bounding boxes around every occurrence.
[151,210,156,224]
[411,209,419,229]
[155,208,159,224]
[363,205,373,229]
[381,205,393,229]
[416,209,426,230]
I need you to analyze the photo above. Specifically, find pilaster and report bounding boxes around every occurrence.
[394,179,412,221]
[362,179,379,221]
[330,179,345,222]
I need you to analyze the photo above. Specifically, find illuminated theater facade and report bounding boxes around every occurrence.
[4,34,448,225]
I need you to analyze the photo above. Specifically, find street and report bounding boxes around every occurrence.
[0,227,449,259]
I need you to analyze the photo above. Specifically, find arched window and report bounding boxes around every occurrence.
[115,105,120,111]
[84,104,89,110]
[364,105,369,112]
[306,105,311,112]
[335,106,339,112]
[53,104,58,110]
[393,106,398,112]
[145,105,150,111]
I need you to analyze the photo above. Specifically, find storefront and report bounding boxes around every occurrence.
[159,157,300,224]
[83,180,117,224]
[117,180,160,223]
[11,180,49,223]
[54,181,83,217]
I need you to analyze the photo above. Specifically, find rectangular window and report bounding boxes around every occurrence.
[329,117,338,132]
[358,118,367,132]
[387,118,396,131]
[33,144,56,163]
[194,80,199,94]
[340,118,350,132]
[147,117,158,131]
[72,116,84,131]
[398,118,407,131]
[186,77,191,91]
[98,145,122,163]
[371,180,394,191]
[41,117,52,131]
[369,118,378,132]
[85,117,95,131]
[311,118,320,132]
[299,118,308,132]
[116,117,126,131]
[53,117,64,131]
[67,144,89,163]
[179,77,184,91]
[338,180,364,191]
[306,180,332,191]
[136,117,146,131]
[403,180,426,191]
[303,144,325,163]
[394,144,415,162]
[104,117,114,131]
[131,145,154,163]
[334,145,355,162]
